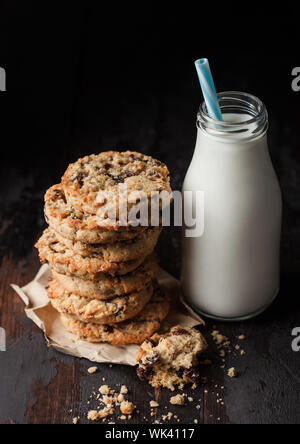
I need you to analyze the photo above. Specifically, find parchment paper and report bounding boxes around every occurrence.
[11,265,204,366]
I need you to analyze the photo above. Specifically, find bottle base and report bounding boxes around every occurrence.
[186,289,279,322]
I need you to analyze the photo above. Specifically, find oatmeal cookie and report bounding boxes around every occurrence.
[44,184,146,244]
[60,285,171,345]
[61,151,172,221]
[35,228,145,278]
[53,225,161,260]
[48,277,153,324]
[136,326,207,391]
[51,253,159,300]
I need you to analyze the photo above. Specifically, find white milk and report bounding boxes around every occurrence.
[181,92,282,320]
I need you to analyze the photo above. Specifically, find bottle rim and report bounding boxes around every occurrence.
[197,91,268,139]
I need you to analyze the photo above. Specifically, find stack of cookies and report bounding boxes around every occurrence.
[35,151,172,345]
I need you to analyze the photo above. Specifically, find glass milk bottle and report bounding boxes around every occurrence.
[181,92,282,320]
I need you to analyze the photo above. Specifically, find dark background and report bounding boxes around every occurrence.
[0,4,300,424]
[0,5,299,278]
[0,4,300,279]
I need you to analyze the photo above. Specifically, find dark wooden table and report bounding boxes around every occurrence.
[1,5,300,425]
[0,153,299,425]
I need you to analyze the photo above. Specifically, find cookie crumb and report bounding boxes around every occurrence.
[188,397,193,402]
[120,385,128,394]
[87,366,97,374]
[117,393,125,403]
[228,367,237,378]
[87,406,114,421]
[194,419,198,424]
[150,400,159,407]
[170,394,185,405]
[120,401,136,415]
[102,395,114,406]
[211,330,227,345]
[99,385,111,395]
[238,335,246,340]
[72,417,79,424]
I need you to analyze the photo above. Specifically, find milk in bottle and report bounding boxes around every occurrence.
[181,92,282,320]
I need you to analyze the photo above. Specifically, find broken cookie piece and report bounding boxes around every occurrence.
[170,394,185,405]
[227,367,238,378]
[120,401,136,415]
[87,406,114,422]
[136,325,207,391]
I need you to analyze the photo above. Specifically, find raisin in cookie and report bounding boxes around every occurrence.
[60,285,171,345]
[53,225,161,260]
[44,184,146,244]
[61,151,172,220]
[51,253,158,300]
[47,277,153,324]
[35,228,145,278]
[136,326,207,391]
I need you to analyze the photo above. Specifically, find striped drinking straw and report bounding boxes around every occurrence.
[194,58,223,121]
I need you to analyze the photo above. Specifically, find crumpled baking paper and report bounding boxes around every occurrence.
[11,265,204,366]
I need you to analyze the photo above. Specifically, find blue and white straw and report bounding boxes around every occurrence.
[195,58,223,121]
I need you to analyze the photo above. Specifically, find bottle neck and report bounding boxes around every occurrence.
[197,92,268,142]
